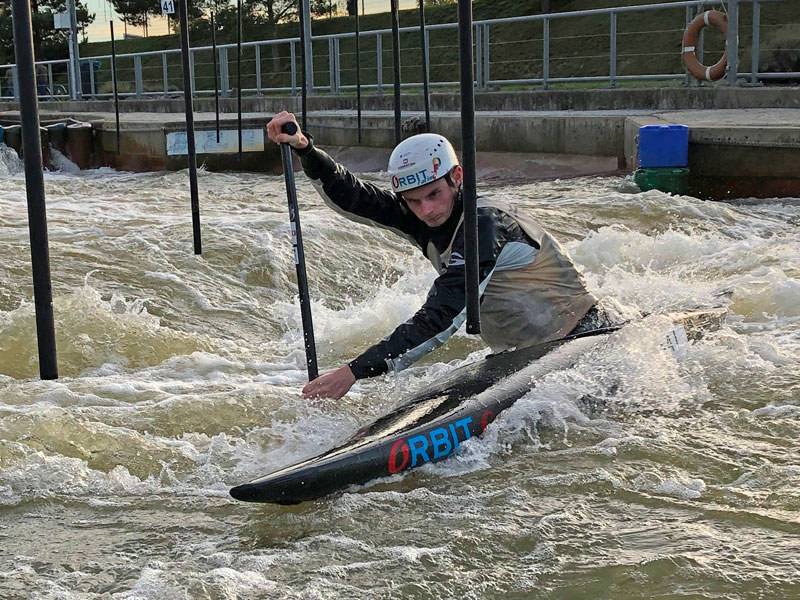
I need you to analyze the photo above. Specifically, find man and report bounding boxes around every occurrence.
[267,111,610,401]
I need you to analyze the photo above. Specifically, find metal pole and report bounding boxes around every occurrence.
[419,0,430,132]
[355,1,362,144]
[237,0,243,162]
[162,52,168,96]
[377,34,383,93]
[211,12,220,143]
[178,0,202,255]
[302,0,313,98]
[66,0,81,99]
[609,11,617,88]
[299,2,308,129]
[279,122,318,381]
[390,0,402,145]
[11,0,58,380]
[458,0,480,335]
[726,0,740,86]
[110,22,121,156]
[543,18,550,90]
[751,0,761,85]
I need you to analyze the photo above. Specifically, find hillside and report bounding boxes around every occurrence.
[79,0,798,94]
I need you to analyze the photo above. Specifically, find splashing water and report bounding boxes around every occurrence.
[0,163,798,599]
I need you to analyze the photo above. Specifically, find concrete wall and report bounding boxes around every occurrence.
[2,87,798,116]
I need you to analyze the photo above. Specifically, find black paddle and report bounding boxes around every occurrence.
[279,121,319,381]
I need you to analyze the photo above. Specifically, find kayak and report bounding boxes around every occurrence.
[230,308,726,504]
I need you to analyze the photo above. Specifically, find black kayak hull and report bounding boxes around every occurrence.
[230,327,617,504]
[230,308,727,504]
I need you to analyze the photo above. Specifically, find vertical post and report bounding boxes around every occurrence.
[290,40,297,95]
[390,0,402,145]
[189,50,196,95]
[110,22,121,156]
[211,13,220,142]
[684,6,692,87]
[47,64,54,99]
[419,0,430,131]
[162,52,169,96]
[355,2,362,143]
[220,47,230,98]
[377,34,384,93]
[66,0,81,99]
[178,0,202,255]
[609,11,617,88]
[237,0,243,162]
[542,18,550,90]
[334,37,341,94]
[10,0,58,380]
[475,23,483,91]
[299,2,308,128]
[302,0,313,97]
[751,0,761,85]
[88,60,96,98]
[134,55,143,96]
[726,0,739,86]
[458,0,480,335]
[12,67,19,101]
[255,44,262,95]
[328,38,336,93]
[482,23,490,90]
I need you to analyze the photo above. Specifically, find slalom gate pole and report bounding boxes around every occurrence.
[237,0,242,162]
[177,0,202,254]
[11,0,58,379]
[279,122,318,381]
[418,0,430,132]
[458,0,480,334]
[110,21,120,155]
[355,0,362,144]
[390,0,402,145]
[299,2,307,130]
[211,12,220,143]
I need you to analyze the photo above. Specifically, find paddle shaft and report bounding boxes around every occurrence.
[280,122,319,381]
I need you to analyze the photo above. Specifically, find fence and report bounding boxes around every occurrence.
[0,0,797,101]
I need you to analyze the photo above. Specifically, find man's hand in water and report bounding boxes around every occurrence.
[266,111,309,150]
[302,365,356,400]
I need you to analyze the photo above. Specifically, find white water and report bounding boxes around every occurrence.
[0,148,798,599]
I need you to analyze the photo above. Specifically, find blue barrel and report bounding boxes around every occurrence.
[638,124,689,168]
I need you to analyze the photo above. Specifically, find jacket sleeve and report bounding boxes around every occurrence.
[347,207,524,379]
[296,139,423,242]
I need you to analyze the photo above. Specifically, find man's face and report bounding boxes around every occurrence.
[401,166,463,228]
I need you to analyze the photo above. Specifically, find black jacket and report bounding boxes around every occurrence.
[297,140,536,379]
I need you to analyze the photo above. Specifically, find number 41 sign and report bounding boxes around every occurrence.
[161,0,175,14]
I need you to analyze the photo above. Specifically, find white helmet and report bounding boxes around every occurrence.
[388,133,459,193]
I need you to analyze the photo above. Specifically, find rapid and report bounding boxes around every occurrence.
[0,145,798,599]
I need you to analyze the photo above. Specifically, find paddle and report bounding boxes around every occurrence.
[279,121,319,381]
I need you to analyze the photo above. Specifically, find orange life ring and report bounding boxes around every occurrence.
[682,10,728,81]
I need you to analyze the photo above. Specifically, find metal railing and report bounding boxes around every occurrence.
[0,0,796,102]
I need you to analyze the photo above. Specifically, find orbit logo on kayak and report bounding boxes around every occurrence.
[386,411,497,474]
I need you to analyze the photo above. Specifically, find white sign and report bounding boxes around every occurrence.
[161,0,175,15]
[54,12,71,29]
[166,129,265,156]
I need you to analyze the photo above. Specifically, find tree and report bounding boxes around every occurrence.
[0,0,93,64]
[310,0,340,19]
[110,0,161,37]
